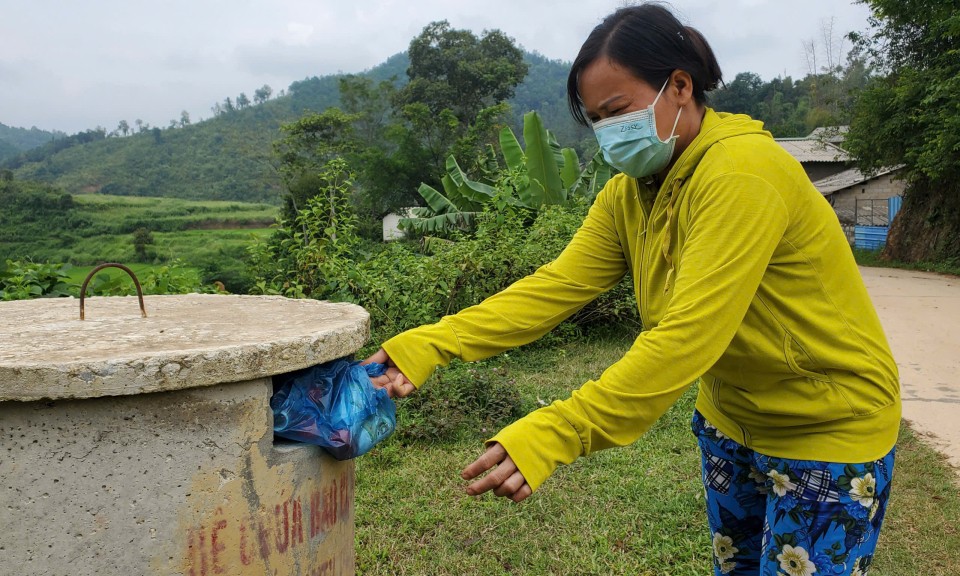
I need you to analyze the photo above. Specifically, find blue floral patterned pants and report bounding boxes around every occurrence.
[692,410,895,576]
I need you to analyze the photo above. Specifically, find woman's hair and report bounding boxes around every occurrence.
[567,2,723,126]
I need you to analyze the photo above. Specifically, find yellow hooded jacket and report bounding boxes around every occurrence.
[382,109,901,492]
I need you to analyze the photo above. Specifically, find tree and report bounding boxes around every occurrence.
[710,72,764,117]
[387,21,528,185]
[117,120,130,137]
[254,84,273,105]
[180,110,191,127]
[845,0,960,262]
[236,92,250,109]
[132,227,154,262]
[395,21,527,124]
[339,75,397,148]
[273,109,360,222]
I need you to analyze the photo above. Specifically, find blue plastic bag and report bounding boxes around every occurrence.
[271,359,396,460]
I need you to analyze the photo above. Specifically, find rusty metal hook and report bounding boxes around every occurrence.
[79,263,147,320]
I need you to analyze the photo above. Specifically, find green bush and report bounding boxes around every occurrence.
[348,200,639,344]
[0,259,74,300]
[395,360,528,444]
[249,158,640,444]
[77,260,205,296]
[251,183,640,345]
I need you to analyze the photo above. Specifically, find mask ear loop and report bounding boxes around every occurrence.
[667,107,683,140]
[651,77,671,106]
[652,77,683,143]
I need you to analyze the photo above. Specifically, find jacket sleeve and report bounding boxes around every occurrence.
[381,186,629,387]
[490,173,789,491]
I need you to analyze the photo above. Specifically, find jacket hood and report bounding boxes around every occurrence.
[664,108,771,184]
[656,109,770,294]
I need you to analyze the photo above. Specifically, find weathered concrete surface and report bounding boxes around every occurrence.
[1,379,355,575]
[860,266,960,473]
[0,294,369,401]
[0,295,367,575]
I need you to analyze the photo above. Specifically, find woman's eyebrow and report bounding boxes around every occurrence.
[597,94,626,111]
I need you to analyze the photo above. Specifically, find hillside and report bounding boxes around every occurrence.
[0,179,276,261]
[0,175,276,292]
[0,122,64,162]
[5,51,584,204]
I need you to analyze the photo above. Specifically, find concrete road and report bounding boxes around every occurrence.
[859,266,960,473]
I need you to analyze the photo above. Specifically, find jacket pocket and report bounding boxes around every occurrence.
[783,334,831,383]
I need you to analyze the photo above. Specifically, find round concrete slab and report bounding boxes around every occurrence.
[0,294,369,402]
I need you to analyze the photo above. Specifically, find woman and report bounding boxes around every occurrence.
[366,4,900,575]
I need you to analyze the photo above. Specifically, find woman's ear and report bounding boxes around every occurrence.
[670,70,695,107]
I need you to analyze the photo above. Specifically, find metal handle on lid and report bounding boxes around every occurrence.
[79,263,147,320]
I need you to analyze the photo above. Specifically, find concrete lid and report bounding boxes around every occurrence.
[0,294,369,402]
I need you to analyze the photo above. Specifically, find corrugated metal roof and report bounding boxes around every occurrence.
[775,138,851,163]
[812,166,901,195]
[806,126,849,144]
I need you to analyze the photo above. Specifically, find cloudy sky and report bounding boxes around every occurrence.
[1,0,873,134]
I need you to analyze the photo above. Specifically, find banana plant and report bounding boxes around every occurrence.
[400,111,611,235]
[499,111,611,207]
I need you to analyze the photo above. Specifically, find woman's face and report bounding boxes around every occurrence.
[579,57,678,142]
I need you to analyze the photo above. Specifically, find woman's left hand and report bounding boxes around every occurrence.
[460,443,532,503]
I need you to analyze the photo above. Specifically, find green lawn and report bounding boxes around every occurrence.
[354,331,960,575]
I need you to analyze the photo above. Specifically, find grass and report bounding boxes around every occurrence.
[354,329,960,575]
[853,248,960,277]
[47,228,273,267]
[66,262,170,286]
[68,194,277,230]
[0,193,277,266]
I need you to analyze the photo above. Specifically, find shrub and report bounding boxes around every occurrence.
[79,260,204,296]
[395,360,528,444]
[348,199,639,344]
[0,260,74,300]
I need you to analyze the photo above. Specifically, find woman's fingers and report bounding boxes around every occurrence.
[492,470,527,498]
[364,348,393,387]
[461,444,530,502]
[361,348,389,366]
[509,483,533,503]
[363,349,414,395]
[388,370,416,398]
[461,443,507,482]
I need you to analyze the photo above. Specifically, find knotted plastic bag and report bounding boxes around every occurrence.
[271,359,396,460]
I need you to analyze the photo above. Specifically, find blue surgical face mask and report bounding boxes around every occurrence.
[592,79,683,179]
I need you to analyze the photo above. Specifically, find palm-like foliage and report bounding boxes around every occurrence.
[400,111,610,235]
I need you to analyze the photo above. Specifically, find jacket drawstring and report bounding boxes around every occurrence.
[661,179,683,294]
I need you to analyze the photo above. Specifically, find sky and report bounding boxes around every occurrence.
[0,0,874,134]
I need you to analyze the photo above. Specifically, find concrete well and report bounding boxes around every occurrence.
[0,294,369,576]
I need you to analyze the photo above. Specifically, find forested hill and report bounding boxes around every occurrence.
[4,51,588,204]
[0,123,65,162]
[4,43,865,205]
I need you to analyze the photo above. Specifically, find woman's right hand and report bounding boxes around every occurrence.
[362,348,416,398]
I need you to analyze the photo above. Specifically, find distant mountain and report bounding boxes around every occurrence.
[5,51,586,204]
[0,122,65,162]
[0,139,17,162]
